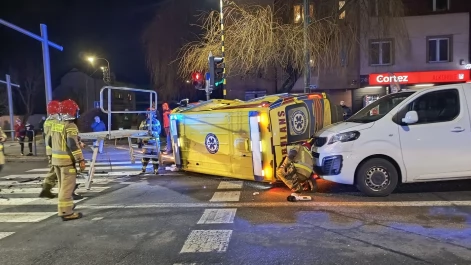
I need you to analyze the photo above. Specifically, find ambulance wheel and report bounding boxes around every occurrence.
[355,158,398,197]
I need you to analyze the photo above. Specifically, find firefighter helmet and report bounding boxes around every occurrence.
[60,99,80,120]
[46,100,61,116]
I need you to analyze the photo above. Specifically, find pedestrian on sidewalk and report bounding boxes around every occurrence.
[162,102,172,155]
[91,116,106,153]
[14,118,33,156]
[0,126,6,173]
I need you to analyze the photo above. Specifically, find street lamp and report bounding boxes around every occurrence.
[86,56,111,84]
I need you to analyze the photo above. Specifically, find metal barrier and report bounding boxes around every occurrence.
[78,86,161,190]
[2,129,37,156]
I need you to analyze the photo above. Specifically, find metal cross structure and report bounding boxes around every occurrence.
[0,74,20,140]
[0,19,63,104]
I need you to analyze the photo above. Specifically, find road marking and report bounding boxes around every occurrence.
[197,209,237,224]
[173,263,196,265]
[27,165,142,172]
[1,172,140,179]
[0,212,56,222]
[0,232,15,240]
[209,191,241,202]
[0,198,86,206]
[0,178,113,186]
[78,200,471,209]
[217,181,243,190]
[0,186,109,195]
[180,230,232,253]
[92,217,104,221]
[86,162,135,166]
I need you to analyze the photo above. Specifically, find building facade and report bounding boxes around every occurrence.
[356,0,471,112]
[53,68,136,113]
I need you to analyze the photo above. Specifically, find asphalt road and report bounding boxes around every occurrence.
[1,161,471,264]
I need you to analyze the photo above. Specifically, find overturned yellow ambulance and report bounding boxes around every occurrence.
[169,93,341,182]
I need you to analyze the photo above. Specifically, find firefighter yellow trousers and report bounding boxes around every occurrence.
[53,165,77,216]
[43,156,58,187]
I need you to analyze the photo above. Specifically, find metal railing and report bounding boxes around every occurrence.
[2,129,38,156]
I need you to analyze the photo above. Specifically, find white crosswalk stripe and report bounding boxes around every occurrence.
[0,162,140,243]
[26,165,142,172]
[0,186,109,195]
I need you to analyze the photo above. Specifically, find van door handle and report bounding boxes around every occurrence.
[451,127,465,132]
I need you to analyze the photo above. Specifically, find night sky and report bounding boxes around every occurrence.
[0,0,166,87]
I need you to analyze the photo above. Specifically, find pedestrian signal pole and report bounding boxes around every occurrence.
[0,74,20,140]
[208,51,224,100]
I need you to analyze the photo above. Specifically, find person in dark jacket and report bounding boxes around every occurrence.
[14,118,33,156]
[91,116,106,153]
[340,101,352,120]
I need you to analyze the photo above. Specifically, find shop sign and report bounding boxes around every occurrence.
[369,70,470,85]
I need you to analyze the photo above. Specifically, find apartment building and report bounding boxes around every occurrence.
[357,0,471,112]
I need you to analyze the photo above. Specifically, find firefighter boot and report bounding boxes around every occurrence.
[39,183,56,199]
[61,212,83,221]
[153,163,159,175]
[72,184,83,200]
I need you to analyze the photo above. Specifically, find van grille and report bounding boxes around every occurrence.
[314,137,327,147]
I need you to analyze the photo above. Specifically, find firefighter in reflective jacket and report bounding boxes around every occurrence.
[276,144,317,193]
[48,99,86,221]
[0,127,6,173]
[138,112,161,174]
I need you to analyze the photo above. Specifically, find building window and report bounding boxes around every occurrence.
[433,0,450,11]
[339,1,346,19]
[293,4,314,24]
[369,39,393,66]
[369,0,391,16]
[427,36,452,63]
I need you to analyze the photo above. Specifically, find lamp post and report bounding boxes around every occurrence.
[87,57,111,84]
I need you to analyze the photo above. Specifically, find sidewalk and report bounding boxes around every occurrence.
[4,140,48,162]
[5,140,175,165]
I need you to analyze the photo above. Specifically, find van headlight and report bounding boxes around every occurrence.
[328,131,360,145]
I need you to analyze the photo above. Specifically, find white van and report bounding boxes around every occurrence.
[312,84,471,197]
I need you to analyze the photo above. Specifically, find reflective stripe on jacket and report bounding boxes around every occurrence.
[50,121,84,166]
[43,118,58,156]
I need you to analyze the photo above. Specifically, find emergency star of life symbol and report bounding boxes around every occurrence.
[205,133,219,154]
[290,109,307,135]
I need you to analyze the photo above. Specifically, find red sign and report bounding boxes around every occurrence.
[369,70,470,85]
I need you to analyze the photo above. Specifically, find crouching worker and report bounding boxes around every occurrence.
[276,145,317,193]
[49,99,86,221]
[139,112,161,174]
[0,127,6,173]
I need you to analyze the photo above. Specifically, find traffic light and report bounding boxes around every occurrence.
[209,55,224,89]
[191,72,203,89]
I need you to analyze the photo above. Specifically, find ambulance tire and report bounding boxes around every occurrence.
[355,158,398,197]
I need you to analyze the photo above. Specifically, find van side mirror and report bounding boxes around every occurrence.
[401,111,418,124]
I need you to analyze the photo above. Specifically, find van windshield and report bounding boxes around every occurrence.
[347,92,415,123]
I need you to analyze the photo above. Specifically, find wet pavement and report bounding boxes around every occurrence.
[1,161,471,264]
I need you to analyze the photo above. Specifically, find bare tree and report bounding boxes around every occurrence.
[178,0,407,92]
[9,62,43,123]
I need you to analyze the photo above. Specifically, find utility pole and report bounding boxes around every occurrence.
[0,19,63,104]
[303,0,311,93]
[0,74,20,140]
[219,0,226,98]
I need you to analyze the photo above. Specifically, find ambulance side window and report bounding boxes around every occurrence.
[395,89,460,125]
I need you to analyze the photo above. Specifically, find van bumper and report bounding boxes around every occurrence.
[313,152,357,185]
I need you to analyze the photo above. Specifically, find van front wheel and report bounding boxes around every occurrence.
[355,158,398,197]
